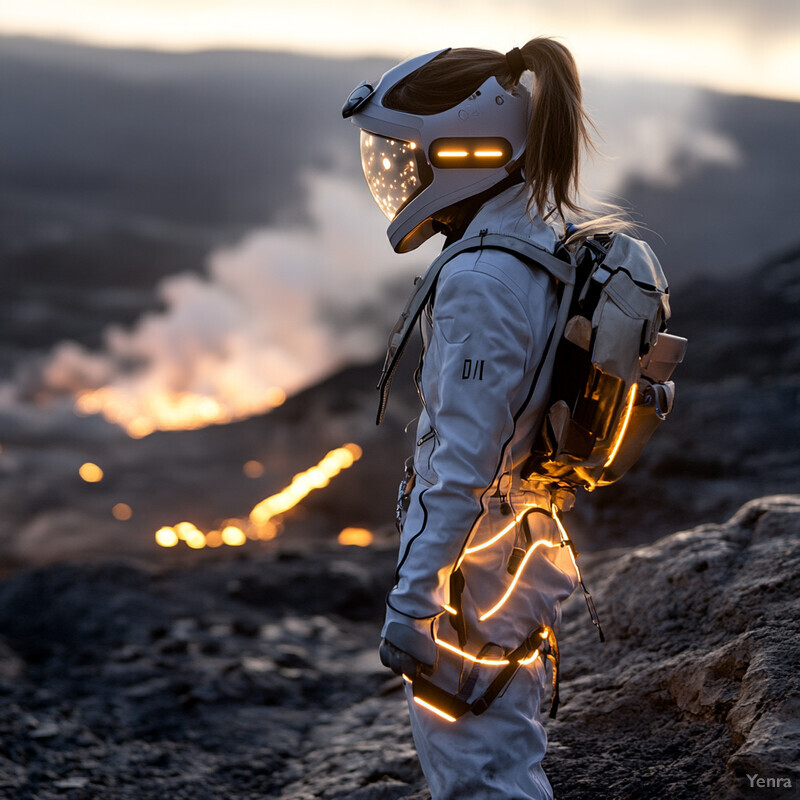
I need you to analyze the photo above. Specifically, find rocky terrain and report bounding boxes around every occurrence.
[0,194,797,800]
[1,35,799,800]
[0,495,798,799]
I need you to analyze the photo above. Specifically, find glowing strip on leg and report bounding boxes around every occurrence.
[412,696,458,723]
[604,384,638,468]
[464,510,528,554]
[478,539,560,621]
[434,637,510,666]
[442,604,458,615]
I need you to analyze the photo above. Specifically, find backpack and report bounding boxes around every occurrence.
[521,231,686,506]
[376,228,687,509]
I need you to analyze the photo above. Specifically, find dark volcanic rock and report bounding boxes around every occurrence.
[0,497,798,798]
[543,494,800,799]
[0,545,396,799]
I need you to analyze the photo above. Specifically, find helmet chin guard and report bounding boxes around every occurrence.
[344,49,530,253]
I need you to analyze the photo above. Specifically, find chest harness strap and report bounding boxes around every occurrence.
[376,231,575,425]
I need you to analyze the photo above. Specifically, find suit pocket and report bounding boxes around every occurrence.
[414,427,438,486]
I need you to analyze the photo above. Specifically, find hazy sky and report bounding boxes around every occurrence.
[2,1,799,101]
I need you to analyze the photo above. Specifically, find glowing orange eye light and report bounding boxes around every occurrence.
[429,138,512,168]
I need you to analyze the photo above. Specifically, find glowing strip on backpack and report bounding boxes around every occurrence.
[478,539,560,621]
[603,384,638,468]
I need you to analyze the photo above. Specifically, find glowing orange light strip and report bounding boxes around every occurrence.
[442,604,458,615]
[412,696,458,723]
[552,507,582,581]
[604,384,638,468]
[434,638,510,666]
[464,510,527,554]
[437,150,469,158]
[474,150,504,157]
[478,539,559,621]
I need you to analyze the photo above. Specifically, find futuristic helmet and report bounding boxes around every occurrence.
[343,49,530,253]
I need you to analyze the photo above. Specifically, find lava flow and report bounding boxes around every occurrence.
[155,443,363,550]
[76,387,287,439]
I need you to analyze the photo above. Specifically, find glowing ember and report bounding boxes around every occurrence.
[112,503,132,521]
[155,527,179,547]
[206,530,223,548]
[76,386,287,438]
[243,460,265,478]
[175,521,201,540]
[186,531,207,549]
[154,443,363,549]
[338,527,374,547]
[221,526,246,547]
[79,462,104,483]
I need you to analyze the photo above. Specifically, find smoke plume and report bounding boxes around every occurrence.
[38,172,421,436]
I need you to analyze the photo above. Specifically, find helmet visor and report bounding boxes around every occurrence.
[360,131,432,220]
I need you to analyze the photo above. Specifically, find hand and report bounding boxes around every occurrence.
[379,637,427,679]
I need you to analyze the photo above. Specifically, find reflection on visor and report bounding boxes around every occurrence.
[360,131,432,220]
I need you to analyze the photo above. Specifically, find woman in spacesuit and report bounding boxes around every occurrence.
[343,38,596,800]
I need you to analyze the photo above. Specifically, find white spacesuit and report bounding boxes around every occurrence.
[343,44,585,800]
[385,185,580,799]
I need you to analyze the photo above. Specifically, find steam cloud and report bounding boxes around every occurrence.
[581,81,741,196]
[39,172,421,436]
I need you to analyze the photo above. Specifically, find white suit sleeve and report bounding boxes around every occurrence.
[383,262,542,643]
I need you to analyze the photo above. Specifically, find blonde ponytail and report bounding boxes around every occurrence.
[383,37,626,231]
[517,38,591,220]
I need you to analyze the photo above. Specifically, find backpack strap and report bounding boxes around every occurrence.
[376,231,576,424]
